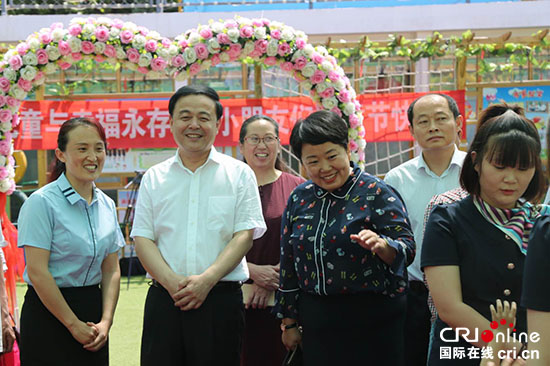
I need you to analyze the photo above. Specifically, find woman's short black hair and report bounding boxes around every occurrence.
[289,110,349,161]
[168,85,223,120]
[460,109,545,202]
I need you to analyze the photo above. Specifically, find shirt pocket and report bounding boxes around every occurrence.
[207,196,236,236]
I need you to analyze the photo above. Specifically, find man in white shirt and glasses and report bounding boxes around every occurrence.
[384,93,466,366]
[132,85,266,366]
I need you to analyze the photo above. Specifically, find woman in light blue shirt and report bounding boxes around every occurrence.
[17,118,124,366]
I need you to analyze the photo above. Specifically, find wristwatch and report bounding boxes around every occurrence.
[280,322,298,332]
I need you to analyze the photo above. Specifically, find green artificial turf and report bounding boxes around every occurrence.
[15,275,150,366]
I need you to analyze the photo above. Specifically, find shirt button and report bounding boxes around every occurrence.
[505,235,511,240]
[503,289,511,296]
[507,263,515,270]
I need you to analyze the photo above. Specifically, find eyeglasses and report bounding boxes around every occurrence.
[244,136,279,145]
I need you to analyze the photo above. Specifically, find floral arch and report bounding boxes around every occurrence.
[0,16,367,194]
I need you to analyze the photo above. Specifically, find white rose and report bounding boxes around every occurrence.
[333,79,346,91]
[253,27,266,40]
[82,24,95,37]
[227,28,239,43]
[295,31,307,40]
[3,69,16,82]
[266,39,278,57]
[71,17,86,25]
[358,139,366,150]
[168,45,179,57]
[4,50,17,61]
[20,65,37,81]
[44,62,58,74]
[115,47,126,59]
[200,60,212,70]
[132,35,146,49]
[183,48,197,64]
[320,61,334,73]
[301,80,313,91]
[167,68,178,78]
[207,39,220,54]
[146,71,161,79]
[315,82,329,93]
[220,52,230,63]
[211,22,224,34]
[237,17,251,25]
[33,73,46,86]
[281,29,294,42]
[303,44,315,57]
[123,22,137,33]
[270,21,283,29]
[350,151,359,162]
[97,17,112,26]
[301,62,317,78]
[187,32,200,45]
[68,37,82,53]
[45,45,61,61]
[110,28,121,38]
[106,57,118,66]
[321,97,338,110]
[94,42,106,54]
[291,50,303,62]
[0,156,6,167]
[138,53,152,67]
[0,179,10,193]
[242,41,254,56]
[157,47,169,59]
[52,28,65,42]
[124,61,138,71]
[0,122,11,132]
[148,31,160,40]
[27,37,41,50]
[175,71,188,82]
[316,46,328,56]
[349,129,358,139]
[10,86,27,100]
[343,103,355,116]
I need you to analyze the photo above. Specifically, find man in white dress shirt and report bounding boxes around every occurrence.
[132,85,266,366]
[384,93,466,366]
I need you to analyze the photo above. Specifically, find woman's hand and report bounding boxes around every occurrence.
[83,319,111,352]
[350,230,396,265]
[68,320,98,346]
[281,326,302,351]
[249,263,279,291]
[244,283,273,310]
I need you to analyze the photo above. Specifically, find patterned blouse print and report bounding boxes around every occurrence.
[274,163,415,319]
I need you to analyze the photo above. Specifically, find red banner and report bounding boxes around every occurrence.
[14,91,465,150]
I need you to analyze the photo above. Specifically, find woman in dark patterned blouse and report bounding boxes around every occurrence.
[239,115,305,366]
[273,110,415,366]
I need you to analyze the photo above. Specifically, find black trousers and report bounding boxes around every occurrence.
[241,308,286,366]
[404,281,432,366]
[141,282,245,366]
[298,291,406,366]
[19,285,108,366]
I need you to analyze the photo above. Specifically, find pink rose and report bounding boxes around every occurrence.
[95,55,105,63]
[254,40,268,54]
[189,63,201,75]
[262,18,270,26]
[0,139,10,155]
[194,44,209,60]
[81,41,95,54]
[71,52,83,61]
[68,24,82,37]
[0,110,12,124]
[16,43,29,55]
[199,28,213,40]
[224,20,237,29]
[248,50,261,58]
[103,44,116,58]
[0,167,8,181]
[312,52,324,64]
[6,97,19,108]
[171,55,186,68]
[137,67,149,75]
[293,70,306,83]
[138,26,149,36]
[179,40,189,48]
[0,96,5,108]
[270,29,281,40]
[358,149,365,162]
[227,44,242,60]
[264,57,277,66]
[6,181,15,196]
[126,48,140,63]
[39,32,53,45]
[320,87,335,99]
[348,139,358,152]
[281,62,293,72]
[120,30,134,44]
[161,38,172,48]
[95,26,110,42]
[0,78,11,93]
[11,113,19,128]
[295,38,306,49]
[145,40,158,53]
[239,26,253,39]
[58,40,71,56]
[211,53,221,66]
[331,106,342,117]
[328,71,340,82]
[349,114,360,128]
[50,22,63,30]
[278,43,291,56]
[337,90,351,103]
[294,56,307,70]
[151,57,167,71]
[36,49,49,64]
[33,71,45,83]
[310,70,326,84]
[58,61,72,70]
[17,78,32,92]
[216,33,230,45]
[252,19,263,27]
[112,19,124,29]
[8,55,23,70]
